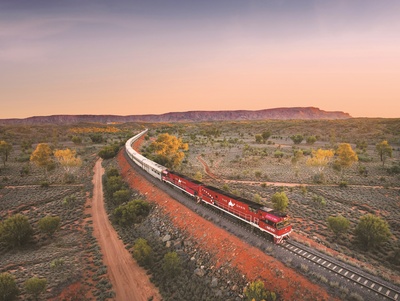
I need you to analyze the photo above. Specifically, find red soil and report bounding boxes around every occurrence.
[117,148,337,301]
[89,159,161,301]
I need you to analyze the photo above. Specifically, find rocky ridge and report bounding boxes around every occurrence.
[0,107,351,125]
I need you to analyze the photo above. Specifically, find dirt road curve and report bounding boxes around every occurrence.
[91,159,161,301]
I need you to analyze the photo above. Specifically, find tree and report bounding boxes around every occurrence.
[24,277,47,301]
[290,134,304,145]
[98,143,120,159]
[193,171,203,182]
[271,192,289,212]
[104,176,125,198]
[54,149,82,173]
[132,238,152,265]
[0,214,33,249]
[255,134,263,144]
[0,141,12,168]
[89,133,103,143]
[355,214,391,249]
[291,149,303,165]
[148,133,188,169]
[30,143,53,176]
[244,280,276,301]
[335,143,358,176]
[0,272,19,301]
[38,216,61,237]
[307,149,334,173]
[162,251,181,277]
[262,131,271,142]
[71,136,82,144]
[113,199,150,226]
[327,215,350,237]
[306,136,317,145]
[112,189,131,205]
[376,140,392,167]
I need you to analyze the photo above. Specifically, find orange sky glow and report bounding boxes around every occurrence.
[1,1,399,119]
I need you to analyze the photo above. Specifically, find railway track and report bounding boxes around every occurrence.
[124,151,400,301]
[281,240,400,301]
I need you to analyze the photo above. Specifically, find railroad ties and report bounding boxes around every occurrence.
[283,241,400,301]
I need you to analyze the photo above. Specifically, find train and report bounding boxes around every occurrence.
[125,129,292,244]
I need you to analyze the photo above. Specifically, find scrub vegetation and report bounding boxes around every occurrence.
[1,118,399,299]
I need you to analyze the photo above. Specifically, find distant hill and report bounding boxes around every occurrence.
[0,107,351,125]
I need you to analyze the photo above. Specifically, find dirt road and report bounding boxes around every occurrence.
[91,159,161,301]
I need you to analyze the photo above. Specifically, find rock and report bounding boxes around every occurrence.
[211,277,218,288]
[194,268,206,277]
[173,240,182,248]
[166,241,171,248]
[162,234,171,242]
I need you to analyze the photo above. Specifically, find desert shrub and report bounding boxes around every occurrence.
[133,238,152,266]
[112,189,131,205]
[71,136,82,144]
[306,135,317,145]
[104,176,125,198]
[358,165,367,176]
[312,194,326,207]
[355,214,391,249]
[0,214,33,249]
[357,154,373,162]
[290,134,304,145]
[40,181,50,188]
[20,165,30,176]
[16,154,31,162]
[244,280,276,301]
[312,173,325,184]
[271,192,288,212]
[50,258,65,270]
[90,133,103,143]
[63,173,76,183]
[273,150,284,158]
[339,181,348,188]
[387,164,400,175]
[327,215,350,237]
[113,199,150,227]
[0,273,19,301]
[24,277,47,300]
[162,252,181,278]
[98,144,120,159]
[106,168,119,178]
[38,215,61,237]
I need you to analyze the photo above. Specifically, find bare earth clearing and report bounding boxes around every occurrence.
[90,158,161,301]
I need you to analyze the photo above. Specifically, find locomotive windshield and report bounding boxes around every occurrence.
[276,219,291,230]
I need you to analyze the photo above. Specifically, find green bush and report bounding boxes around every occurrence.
[25,277,47,300]
[132,238,152,266]
[0,273,19,301]
[162,252,181,278]
[0,214,33,249]
[113,200,150,227]
[38,216,61,237]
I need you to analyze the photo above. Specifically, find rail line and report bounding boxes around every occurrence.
[124,151,400,301]
[281,240,400,301]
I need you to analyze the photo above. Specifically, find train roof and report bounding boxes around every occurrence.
[168,170,203,185]
[203,185,264,210]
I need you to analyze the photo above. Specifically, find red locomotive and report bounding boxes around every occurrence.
[162,170,292,244]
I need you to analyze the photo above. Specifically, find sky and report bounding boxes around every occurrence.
[1,0,399,119]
